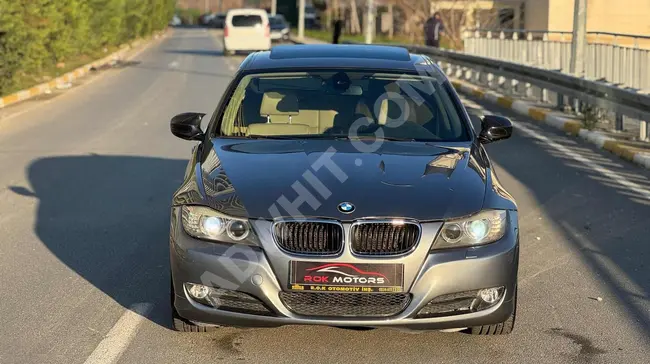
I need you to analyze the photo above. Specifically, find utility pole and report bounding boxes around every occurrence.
[204,0,209,13]
[569,0,587,77]
[299,0,306,40]
[387,2,394,40]
[272,0,277,15]
[365,0,374,44]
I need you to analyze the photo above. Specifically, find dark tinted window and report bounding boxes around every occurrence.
[231,15,262,27]
[270,16,286,25]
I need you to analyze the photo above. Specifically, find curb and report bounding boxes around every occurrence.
[450,79,650,170]
[0,30,170,110]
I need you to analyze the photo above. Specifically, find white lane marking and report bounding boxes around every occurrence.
[228,64,236,72]
[514,121,650,200]
[168,60,179,69]
[83,303,152,364]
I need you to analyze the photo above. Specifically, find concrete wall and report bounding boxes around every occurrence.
[587,0,650,35]
[546,0,573,32]
[542,0,650,35]
[524,0,550,30]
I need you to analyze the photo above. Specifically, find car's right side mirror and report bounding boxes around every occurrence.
[478,115,513,144]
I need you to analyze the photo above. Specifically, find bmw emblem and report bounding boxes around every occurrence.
[338,202,355,214]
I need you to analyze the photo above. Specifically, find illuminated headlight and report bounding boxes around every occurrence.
[181,206,259,245]
[433,210,507,249]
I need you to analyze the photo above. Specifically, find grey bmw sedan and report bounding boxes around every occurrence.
[168,45,519,335]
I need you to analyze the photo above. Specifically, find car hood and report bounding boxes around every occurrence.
[195,139,489,221]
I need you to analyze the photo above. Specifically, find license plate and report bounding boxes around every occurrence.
[288,261,404,293]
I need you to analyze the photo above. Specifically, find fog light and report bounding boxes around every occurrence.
[187,283,210,300]
[183,283,274,316]
[478,287,503,304]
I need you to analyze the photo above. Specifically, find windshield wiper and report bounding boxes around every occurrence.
[246,135,300,140]
[247,135,351,140]
[245,135,438,142]
[354,136,440,142]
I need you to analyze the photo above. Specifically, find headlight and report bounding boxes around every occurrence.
[181,206,259,246]
[432,210,507,249]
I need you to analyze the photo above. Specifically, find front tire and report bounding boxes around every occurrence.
[172,309,221,332]
[467,287,517,335]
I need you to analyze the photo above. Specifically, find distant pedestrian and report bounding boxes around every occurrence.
[332,19,343,44]
[424,12,444,48]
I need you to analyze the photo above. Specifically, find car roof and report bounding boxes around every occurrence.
[241,44,440,74]
[226,8,268,17]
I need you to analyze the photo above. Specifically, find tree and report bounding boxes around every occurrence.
[0,0,176,96]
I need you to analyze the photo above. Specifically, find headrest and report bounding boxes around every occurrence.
[378,97,409,125]
[384,82,401,93]
[260,92,299,116]
[247,123,310,136]
[355,102,373,118]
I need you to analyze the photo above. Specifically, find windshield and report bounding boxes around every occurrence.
[231,15,262,27]
[218,71,471,142]
[270,16,286,25]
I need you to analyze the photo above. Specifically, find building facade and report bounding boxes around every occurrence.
[432,0,650,36]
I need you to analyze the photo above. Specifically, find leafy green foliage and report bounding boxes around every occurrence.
[176,7,202,25]
[0,0,174,96]
[580,103,605,131]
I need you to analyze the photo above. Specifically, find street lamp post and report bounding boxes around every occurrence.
[365,0,375,44]
[569,0,587,77]
[299,0,305,40]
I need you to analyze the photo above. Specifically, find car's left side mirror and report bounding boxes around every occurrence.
[170,112,206,141]
[478,115,513,144]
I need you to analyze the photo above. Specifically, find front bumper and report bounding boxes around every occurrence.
[170,209,519,330]
[270,31,290,41]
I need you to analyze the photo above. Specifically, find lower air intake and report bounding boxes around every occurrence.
[279,292,410,317]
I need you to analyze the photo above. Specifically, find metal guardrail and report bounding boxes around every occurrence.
[463,30,650,92]
[365,42,650,140]
[466,29,650,43]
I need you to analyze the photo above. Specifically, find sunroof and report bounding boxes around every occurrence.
[270,44,411,61]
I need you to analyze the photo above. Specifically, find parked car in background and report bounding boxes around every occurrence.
[169,14,182,27]
[223,9,271,56]
[200,13,215,26]
[211,13,226,29]
[269,14,290,41]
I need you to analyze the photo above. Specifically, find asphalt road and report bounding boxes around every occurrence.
[0,28,648,364]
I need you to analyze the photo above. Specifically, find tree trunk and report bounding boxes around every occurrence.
[350,0,361,34]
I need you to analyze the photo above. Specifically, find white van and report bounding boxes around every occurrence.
[223,9,271,55]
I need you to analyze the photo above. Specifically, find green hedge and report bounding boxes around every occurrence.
[0,0,176,96]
